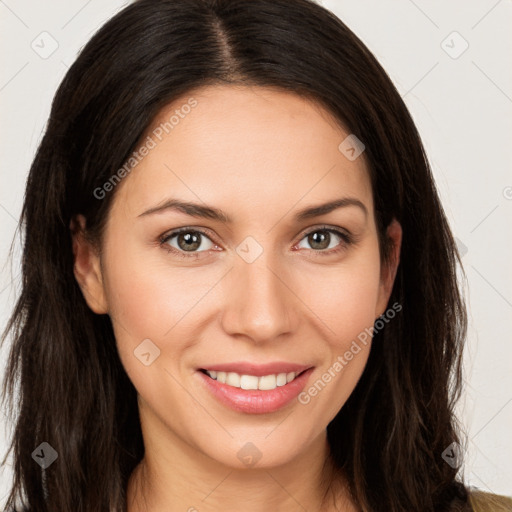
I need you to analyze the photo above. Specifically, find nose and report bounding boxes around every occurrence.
[219,247,298,344]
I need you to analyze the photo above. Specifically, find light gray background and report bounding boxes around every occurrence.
[1,0,511,506]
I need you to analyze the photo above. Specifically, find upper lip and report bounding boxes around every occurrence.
[199,362,313,377]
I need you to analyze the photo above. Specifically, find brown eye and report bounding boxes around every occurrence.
[296,227,352,253]
[162,230,214,253]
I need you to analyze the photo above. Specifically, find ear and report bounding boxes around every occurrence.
[375,218,402,318]
[70,214,109,314]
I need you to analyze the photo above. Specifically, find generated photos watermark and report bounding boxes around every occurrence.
[93,97,198,200]
[298,301,402,405]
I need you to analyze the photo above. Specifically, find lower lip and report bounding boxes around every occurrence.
[197,368,314,414]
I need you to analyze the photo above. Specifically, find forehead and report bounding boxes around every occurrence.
[112,84,373,222]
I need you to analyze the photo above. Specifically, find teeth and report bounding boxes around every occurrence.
[257,374,276,390]
[240,374,259,390]
[225,372,240,387]
[205,370,299,390]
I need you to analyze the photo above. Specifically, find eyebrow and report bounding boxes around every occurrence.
[138,197,368,223]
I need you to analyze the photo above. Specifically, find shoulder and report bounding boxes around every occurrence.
[468,490,512,512]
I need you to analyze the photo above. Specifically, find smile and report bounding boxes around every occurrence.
[196,366,315,414]
[201,369,303,390]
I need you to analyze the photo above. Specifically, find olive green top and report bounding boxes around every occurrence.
[469,491,512,511]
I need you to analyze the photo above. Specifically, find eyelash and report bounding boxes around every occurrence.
[158,225,355,259]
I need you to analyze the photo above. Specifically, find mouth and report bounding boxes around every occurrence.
[196,364,315,414]
[198,368,309,390]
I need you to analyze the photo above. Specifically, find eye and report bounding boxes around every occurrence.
[160,228,216,254]
[159,225,354,259]
[296,226,352,254]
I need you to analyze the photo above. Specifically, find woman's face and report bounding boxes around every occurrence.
[74,84,401,470]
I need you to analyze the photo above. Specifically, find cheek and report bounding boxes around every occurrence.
[295,251,382,347]
[291,249,381,418]
[101,241,222,375]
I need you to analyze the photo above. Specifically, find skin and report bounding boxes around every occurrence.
[72,84,402,512]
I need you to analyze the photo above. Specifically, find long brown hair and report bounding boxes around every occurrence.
[1,0,471,510]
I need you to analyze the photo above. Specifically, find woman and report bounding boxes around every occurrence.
[1,0,510,510]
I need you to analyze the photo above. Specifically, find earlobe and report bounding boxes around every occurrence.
[376,218,402,318]
[70,215,109,314]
